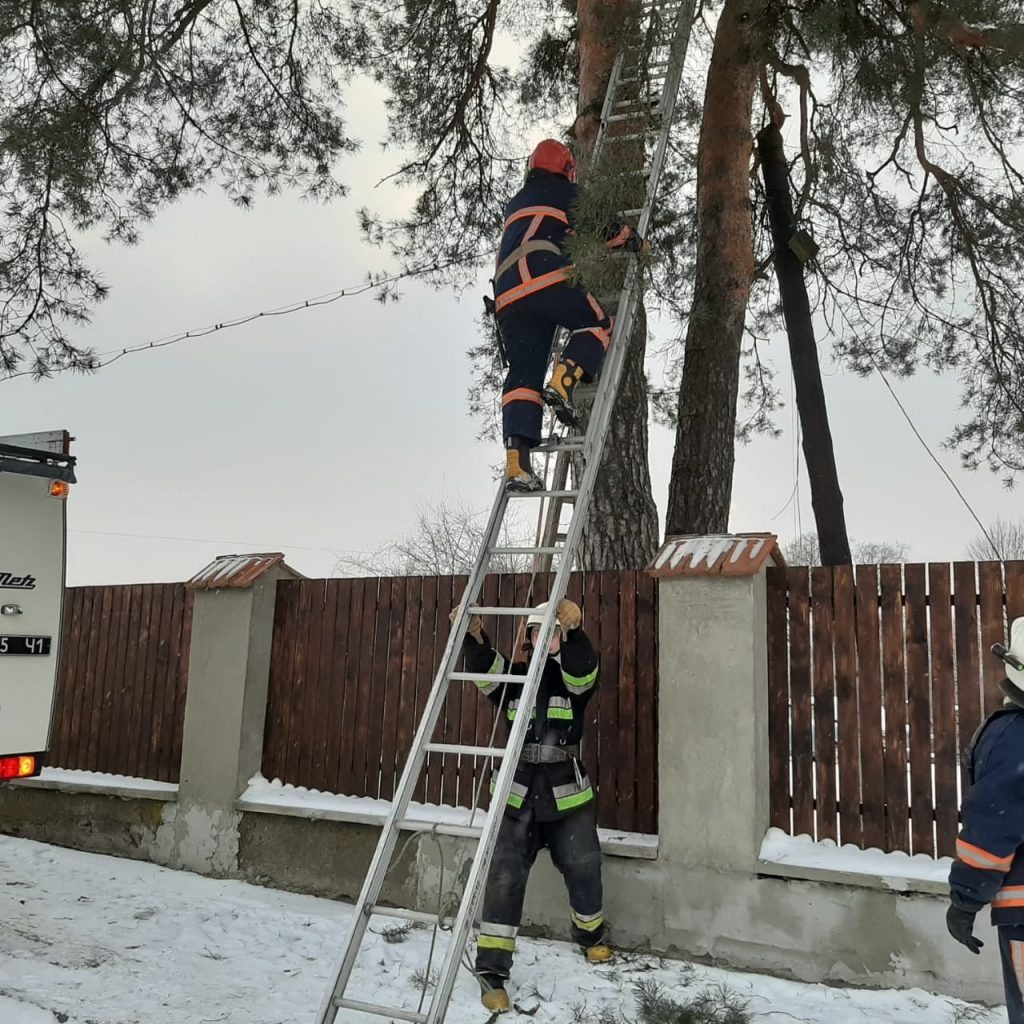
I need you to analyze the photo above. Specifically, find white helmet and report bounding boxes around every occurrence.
[526,602,548,634]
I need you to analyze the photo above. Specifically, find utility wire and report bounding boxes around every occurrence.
[0,248,496,384]
[868,356,1003,560]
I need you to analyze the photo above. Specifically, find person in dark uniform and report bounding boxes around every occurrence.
[948,617,1024,1023]
[494,138,644,491]
[451,597,610,1011]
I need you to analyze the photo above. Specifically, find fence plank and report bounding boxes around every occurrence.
[379,578,406,801]
[309,580,339,792]
[788,568,814,837]
[348,578,378,797]
[635,571,657,834]
[929,563,958,857]
[325,580,356,794]
[766,567,790,832]
[1007,562,1024,625]
[879,564,909,853]
[833,565,861,846]
[616,571,639,833]
[597,572,621,829]
[125,585,150,776]
[437,576,461,807]
[285,581,314,788]
[904,563,934,856]
[855,565,885,849]
[392,575,423,800]
[811,567,837,842]
[979,562,1005,715]
[953,562,982,800]
[415,574,440,804]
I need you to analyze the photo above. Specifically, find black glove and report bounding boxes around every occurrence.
[946,904,984,954]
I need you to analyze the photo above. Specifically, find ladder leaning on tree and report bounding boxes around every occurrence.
[315,2,697,1019]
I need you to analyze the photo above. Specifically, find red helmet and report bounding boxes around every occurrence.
[528,139,577,182]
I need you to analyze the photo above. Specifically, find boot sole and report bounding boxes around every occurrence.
[542,388,581,428]
[506,477,544,492]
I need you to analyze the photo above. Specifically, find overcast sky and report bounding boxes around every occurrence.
[1,78,1016,587]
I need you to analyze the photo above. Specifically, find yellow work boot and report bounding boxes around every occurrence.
[584,943,613,964]
[543,359,586,428]
[505,437,543,492]
[480,974,511,1012]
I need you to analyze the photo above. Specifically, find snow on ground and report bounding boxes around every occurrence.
[0,835,1000,1024]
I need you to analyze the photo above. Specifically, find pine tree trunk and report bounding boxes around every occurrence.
[571,0,659,569]
[664,0,763,536]
[757,122,852,566]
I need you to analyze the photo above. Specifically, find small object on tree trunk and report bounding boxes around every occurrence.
[788,228,819,263]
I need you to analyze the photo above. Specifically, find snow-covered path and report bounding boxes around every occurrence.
[0,835,998,1023]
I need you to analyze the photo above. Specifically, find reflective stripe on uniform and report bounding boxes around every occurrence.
[478,934,516,951]
[507,699,536,721]
[490,777,530,809]
[481,921,518,938]
[562,664,598,692]
[547,696,573,720]
[571,909,604,932]
[957,837,1014,872]
[995,885,1024,908]
[494,268,572,312]
[475,653,507,695]
[502,387,543,407]
[552,780,594,812]
[503,206,569,230]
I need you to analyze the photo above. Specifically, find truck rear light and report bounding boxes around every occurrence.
[0,755,37,779]
[49,480,70,499]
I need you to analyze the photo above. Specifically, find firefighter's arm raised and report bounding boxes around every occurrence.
[556,599,599,697]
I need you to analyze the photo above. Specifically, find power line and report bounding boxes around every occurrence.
[868,357,1003,560]
[0,247,496,384]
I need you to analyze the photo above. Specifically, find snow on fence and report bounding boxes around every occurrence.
[767,560,1024,858]
[48,583,193,783]
[260,570,659,834]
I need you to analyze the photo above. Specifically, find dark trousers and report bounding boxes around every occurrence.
[498,283,610,442]
[475,802,605,980]
[1000,925,1024,1023]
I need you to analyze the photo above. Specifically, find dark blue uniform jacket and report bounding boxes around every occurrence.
[950,701,1024,926]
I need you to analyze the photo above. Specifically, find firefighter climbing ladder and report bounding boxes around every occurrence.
[315,2,696,1020]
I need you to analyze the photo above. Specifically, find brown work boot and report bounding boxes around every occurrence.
[543,359,585,428]
[480,973,511,1012]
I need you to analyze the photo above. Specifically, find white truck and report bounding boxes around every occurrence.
[0,430,76,781]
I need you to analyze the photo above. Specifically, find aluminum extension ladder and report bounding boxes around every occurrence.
[315,2,696,1020]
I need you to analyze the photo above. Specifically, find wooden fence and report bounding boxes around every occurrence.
[261,570,659,833]
[767,561,1024,857]
[48,584,193,783]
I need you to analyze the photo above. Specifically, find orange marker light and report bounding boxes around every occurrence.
[49,480,70,499]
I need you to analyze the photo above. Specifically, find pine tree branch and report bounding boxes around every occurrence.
[909,1,1024,53]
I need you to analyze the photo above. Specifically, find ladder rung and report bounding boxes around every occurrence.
[490,546,563,555]
[398,819,482,839]
[334,997,427,1023]
[619,208,644,218]
[534,440,584,453]
[606,111,652,124]
[507,489,579,499]
[424,742,506,758]
[605,132,647,143]
[449,670,523,683]
[368,904,453,928]
[469,605,541,615]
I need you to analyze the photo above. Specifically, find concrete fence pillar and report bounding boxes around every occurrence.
[169,553,300,875]
[647,533,783,954]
